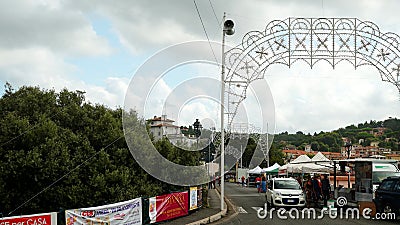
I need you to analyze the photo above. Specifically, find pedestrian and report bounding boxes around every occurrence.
[261,175,267,193]
[312,175,322,207]
[212,176,216,189]
[256,176,261,193]
[321,174,331,207]
[296,176,302,187]
[304,177,313,208]
[241,175,245,187]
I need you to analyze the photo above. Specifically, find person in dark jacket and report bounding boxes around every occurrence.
[321,174,331,207]
[312,175,322,207]
[304,177,313,208]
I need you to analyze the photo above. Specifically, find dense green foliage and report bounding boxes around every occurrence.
[238,120,400,168]
[0,84,195,216]
[1,83,399,216]
[271,119,400,152]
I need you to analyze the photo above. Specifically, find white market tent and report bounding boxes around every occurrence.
[291,154,312,163]
[288,155,311,173]
[311,152,351,172]
[311,152,330,162]
[305,152,332,172]
[262,163,281,172]
[279,153,336,174]
[262,163,281,174]
[247,166,263,174]
[278,155,311,173]
[301,163,331,173]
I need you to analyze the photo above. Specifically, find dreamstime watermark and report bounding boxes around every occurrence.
[122,41,276,186]
[257,197,397,220]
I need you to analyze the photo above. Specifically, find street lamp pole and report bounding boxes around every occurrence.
[345,142,352,159]
[220,12,234,212]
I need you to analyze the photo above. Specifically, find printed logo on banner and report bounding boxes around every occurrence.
[0,212,57,225]
[65,198,142,225]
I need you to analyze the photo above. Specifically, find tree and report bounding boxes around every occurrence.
[0,85,185,216]
[310,141,320,151]
[269,145,284,165]
[238,137,257,168]
[356,131,374,140]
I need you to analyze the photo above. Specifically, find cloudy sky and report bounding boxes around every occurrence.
[1,0,400,134]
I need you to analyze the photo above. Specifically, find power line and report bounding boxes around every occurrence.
[208,0,221,28]
[193,0,219,64]
[0,108,65,148]
[8,135,124,216]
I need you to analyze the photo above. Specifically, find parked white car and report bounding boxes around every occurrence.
[266,178,306,208]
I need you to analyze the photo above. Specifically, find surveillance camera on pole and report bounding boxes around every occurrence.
[220,13,235,212]
[224,19,235,35]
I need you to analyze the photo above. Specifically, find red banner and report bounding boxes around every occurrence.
[0,212,56,225]
[149,191,188,223]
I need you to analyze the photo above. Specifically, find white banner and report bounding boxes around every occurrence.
[189,187,198,210]
[66,198,142,225]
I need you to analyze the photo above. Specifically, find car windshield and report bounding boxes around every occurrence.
[372,172,400,184]
[274,180,301,190]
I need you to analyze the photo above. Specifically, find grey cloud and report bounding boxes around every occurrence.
[0,0,112,56]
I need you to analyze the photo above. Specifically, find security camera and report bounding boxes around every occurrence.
[224,19,235,35]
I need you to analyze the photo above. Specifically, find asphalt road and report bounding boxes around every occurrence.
[214,182,398,225]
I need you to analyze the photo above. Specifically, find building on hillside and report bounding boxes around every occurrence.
[370,127,386,137]
[147,115,181,141]
[370,141,380,147]
[147,115,198,146]
[340,143,392,158]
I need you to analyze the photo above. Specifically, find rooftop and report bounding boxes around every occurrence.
[147,115,175,122]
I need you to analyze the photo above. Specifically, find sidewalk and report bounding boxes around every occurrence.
[164,188,226,225]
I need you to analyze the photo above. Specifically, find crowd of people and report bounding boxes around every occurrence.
[303,174,331,207]
[241,173,332,208]
[211,173,332,208]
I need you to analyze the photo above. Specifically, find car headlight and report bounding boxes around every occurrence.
[275,192,281,196]
[299,192,304,197]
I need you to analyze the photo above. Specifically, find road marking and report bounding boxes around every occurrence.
[251,207,263,212]
[237,207,248,213]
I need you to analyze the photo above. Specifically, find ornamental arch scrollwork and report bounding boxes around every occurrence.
[224,18,400,130]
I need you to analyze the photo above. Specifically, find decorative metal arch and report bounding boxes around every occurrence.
[225,18,400,129]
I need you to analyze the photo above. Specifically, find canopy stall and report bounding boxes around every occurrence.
[300,163,331,173]
[278,154,335,174]
[311,152,330,163]
[247,166,263,174]
[262,163,281,175]
[282,155,312,173]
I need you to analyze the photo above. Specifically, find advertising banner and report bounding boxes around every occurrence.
[65,198,142,225]
[149,191,188,223]
[189,187,198,210]
[0,212,57,225]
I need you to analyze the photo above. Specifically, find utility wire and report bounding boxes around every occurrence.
[0,109,65,148]
[8,135,124,216]
[208,0,221,28]
[193,0,219,64]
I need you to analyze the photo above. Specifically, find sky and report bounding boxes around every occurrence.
[1,0,400,134]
